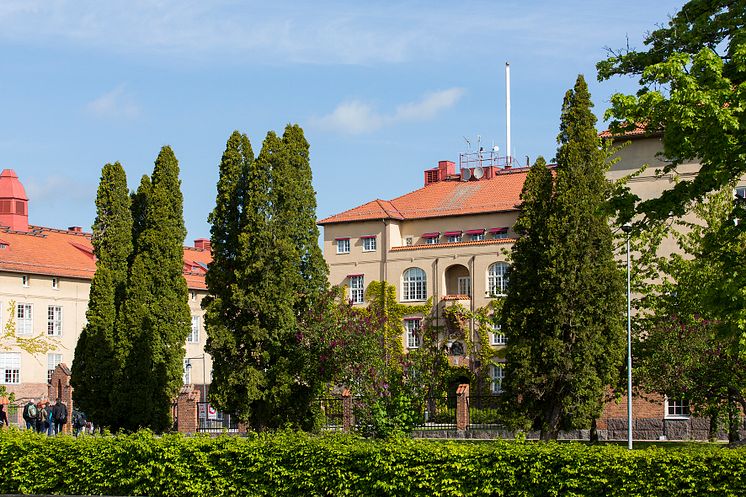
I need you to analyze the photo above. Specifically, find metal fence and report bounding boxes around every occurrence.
[196,402,238,433]
[414,395,457,430]
[316,397,345,432]
[468,394,502,429]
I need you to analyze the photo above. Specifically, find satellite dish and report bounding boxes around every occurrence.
[492,145,500,152]
[473,167,484,179]
[460,168,472,181]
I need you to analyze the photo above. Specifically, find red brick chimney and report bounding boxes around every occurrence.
[0,169,29,232]
[194,238,211,251]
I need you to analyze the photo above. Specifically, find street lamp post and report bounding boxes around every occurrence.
[185,354,207,402]
[621,222,633,450]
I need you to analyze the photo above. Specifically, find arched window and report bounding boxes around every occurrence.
[402,268,427,301]
[487,262,510,296]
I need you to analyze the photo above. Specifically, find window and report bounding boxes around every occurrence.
[490,363,504,394]
[405,237,413,246]
[190,290,197,302]
[457,276,471,297]
[47,306,62,336]
[47,353,62,383]
[447,234,462,243]
[52,278,58,289]
[336,238,350,254]
[404,319,422,349]
[489,228,509,239]
[188,316,200,343]
[472,233,485,242]
[736,186,746,200]
[0,352,20,384]
[490,322,507,345]
[425,237,439,245]
[21,275,29,287]
[362,236,376,252]
[666,397,690,418]
[402,268,427,301]
[16,303,32,335]
[349,275,365,304]
[487,262,510,296]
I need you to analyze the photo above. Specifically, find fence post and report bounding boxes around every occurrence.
[342,388,353,433]
[456,383,469,431]
[176,385,200,434]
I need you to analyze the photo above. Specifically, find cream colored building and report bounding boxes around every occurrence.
[0,169,213,405]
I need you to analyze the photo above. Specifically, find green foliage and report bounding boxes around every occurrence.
[597,0,746,223]
[114,146,191,432]
[502,77,626,440]
[204,126,329,431]
[1,430,745,496]
[72,162,132,428]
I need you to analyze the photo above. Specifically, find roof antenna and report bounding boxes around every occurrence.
[505,62,511,167]
[463,136,472,152]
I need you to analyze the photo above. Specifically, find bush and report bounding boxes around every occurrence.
[0,429,744,496]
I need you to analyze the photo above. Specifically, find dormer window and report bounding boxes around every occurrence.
[445,231,462,243]
[465,229,485,241]
[488,227,509,239]
[422,232,440,245]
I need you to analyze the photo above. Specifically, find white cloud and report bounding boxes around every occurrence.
[313,88,465,134]
[85,85,140,120]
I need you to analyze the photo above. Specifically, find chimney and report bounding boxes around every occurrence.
[438,161,455,180]
[0,169,29,232]
[194,238,211,251]
[68,226,82,232]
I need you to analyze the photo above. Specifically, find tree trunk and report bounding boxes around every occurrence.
[728,396,740,443]
[540,404,562,441]
[589,418,599,444]
[708,414,718,442]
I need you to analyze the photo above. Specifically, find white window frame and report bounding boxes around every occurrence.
[16,303,32,335]
[52,277,58,289]
[472,233,485,242]
[188,316,200,343]
[447,234,462,243]
[425,237,439,245]
[490,363,504,394]
[349,275,365,304]
[665,397,690,419]
[490,322,507,345]
[404,318,422,349]
[362,237,377,252]
[190,290,197,302]
[47,353,62,383]
[47,305,62,336]
[336,238,350,254]
[457,276,471,297]
[487,262,510,297]
[492,230,508,240]
[183,359,191,384]
[21,275,29,287]
[0,352,20,384]
[402,268,427,301]
[736,186,746,200]
[405,236,413,246]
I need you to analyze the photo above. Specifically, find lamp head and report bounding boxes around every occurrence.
[621,223,633,234]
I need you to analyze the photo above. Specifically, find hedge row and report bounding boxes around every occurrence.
[0,429,744,496]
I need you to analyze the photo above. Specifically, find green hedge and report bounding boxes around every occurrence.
[0,429,744,496]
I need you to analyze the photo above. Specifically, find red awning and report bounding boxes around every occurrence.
[334,237,350,241]
[422,232,440,238]
[464,229,484,235]
[360,235,376,239]
[488,227,509,234]
[443,231,462,237]
[347,273,364,278]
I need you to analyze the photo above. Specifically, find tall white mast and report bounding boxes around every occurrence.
[505,62,511,166]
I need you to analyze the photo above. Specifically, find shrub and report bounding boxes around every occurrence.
[0,429,744,496]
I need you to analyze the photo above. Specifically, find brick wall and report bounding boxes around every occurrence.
[176,385,201,434]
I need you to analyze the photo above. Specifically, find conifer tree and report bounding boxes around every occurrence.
[114,146,191,432]
[72,162,132,427]
[205,126,328,430]
[502,76,625,440]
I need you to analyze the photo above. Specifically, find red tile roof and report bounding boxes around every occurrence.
[599,123,662,139]
[0,225,210,289]
[318,167,532,225]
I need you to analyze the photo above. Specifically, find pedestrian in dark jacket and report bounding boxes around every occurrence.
[21,400,36,430]
[34,401,44,433]
[52,398,68,435]
[0,404,8,427]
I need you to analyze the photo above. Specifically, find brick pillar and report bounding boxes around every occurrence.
[49,364,74,435]
[342,388,353,433]
[456,383,469,431]
[176,385,200,434]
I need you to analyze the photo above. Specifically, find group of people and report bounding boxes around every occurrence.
[21,398,69,435]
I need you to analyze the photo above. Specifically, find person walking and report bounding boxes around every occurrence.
[22,399,36,430]
[34,401,44,433]
[0,404,8,428]
[52,398,68,435]
[43,402,54,436]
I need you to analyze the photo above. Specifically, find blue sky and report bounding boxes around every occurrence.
[0,0,684,242]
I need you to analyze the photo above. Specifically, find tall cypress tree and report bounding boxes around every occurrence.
[72,162,132,427]
[114,146,191,432]
[205,126,328,429]
[502,75,625,440]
